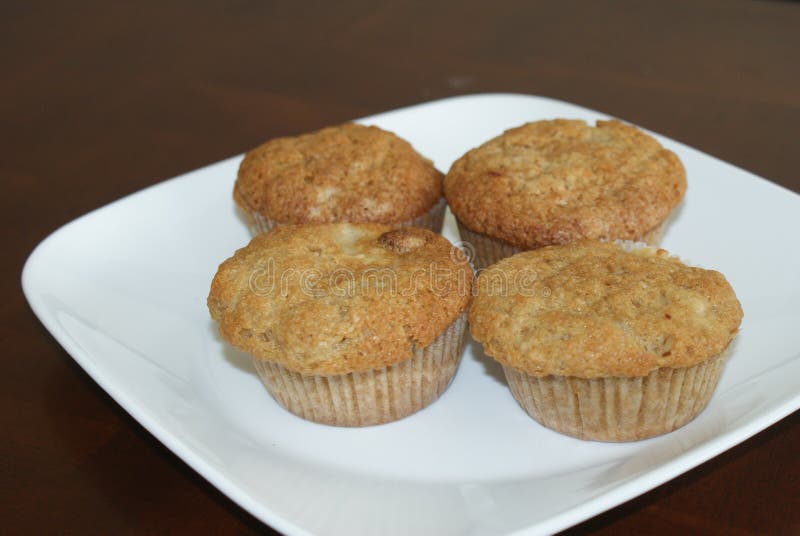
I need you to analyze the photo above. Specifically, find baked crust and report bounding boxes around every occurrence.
[235,123,443,224]
[208,224,473,375]
[469,241,742,378]
[444,119,686,249]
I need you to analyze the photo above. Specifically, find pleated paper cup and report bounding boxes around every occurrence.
[502,352,727,442]
[455,221,522,272]
[252,312,467,427]
[456,217,670,272]
[248,197,447,237]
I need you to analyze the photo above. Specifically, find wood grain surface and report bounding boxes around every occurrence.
[2,1,798,534]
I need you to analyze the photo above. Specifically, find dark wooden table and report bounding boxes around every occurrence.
[3,1,799,534]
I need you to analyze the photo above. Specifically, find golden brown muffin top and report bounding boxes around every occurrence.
[469,241,742,378]
[234,123,443,224]
[208,224,473,375]
[444,119,687,248]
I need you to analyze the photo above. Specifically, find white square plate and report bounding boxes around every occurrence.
[23,94,800,535]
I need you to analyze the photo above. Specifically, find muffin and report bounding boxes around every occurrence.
[208,224,473,426]
[235,123,445,235]
[444,119,687,270]
[469,241,743,441]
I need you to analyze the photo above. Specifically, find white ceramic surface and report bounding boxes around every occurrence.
[22,94,800,535]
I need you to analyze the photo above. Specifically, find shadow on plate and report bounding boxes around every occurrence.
[465,334,507,386]
[207,320,257,375]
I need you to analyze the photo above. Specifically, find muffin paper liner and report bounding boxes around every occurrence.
[456,218,669,272]
[455,221,522,272]
[639,218,668,246]
[252,312,467,426]
[502,353,727,441]
[248,197,447,236]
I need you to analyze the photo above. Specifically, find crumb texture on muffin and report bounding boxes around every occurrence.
[469,241,743,378]
[444,119,686,248]
[208,224,472,375]
[235,123,443,224]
